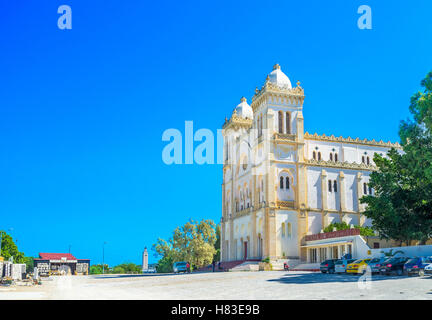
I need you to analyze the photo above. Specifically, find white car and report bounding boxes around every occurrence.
[425,263,432,275]
[334,259,356,274]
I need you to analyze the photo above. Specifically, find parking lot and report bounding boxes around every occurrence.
[1,271,432,300]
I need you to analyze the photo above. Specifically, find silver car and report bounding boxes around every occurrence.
[334,259,356,274]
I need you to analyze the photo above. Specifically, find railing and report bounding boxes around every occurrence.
[305,228,360,242]
[276,200,295,208]
[274,133,296,141]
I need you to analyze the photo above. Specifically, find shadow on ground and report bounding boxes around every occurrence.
[266,272,429,285]
[91,273,179,279]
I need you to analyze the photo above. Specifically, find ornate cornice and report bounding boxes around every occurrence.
[305,159,377,171]
[251,81,305,111]
[304,132,401,148]
[222,115,252,130]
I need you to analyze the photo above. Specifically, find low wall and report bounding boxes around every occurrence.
[371,244,432,258]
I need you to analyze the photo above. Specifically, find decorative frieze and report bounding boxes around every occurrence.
[304,132,401,148]
[305,159,378,171]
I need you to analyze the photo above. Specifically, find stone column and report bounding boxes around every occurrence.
[267,209,277,259]
[356,172,367,226]
[251,211,257,258]
[229,219,234,261]
[339,171,346,212]
[321,170,328,228]
[296,111,308,262]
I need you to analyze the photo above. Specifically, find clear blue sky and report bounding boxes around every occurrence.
[0,1,431,266]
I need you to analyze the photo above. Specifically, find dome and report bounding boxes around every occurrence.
[233,97,253,120]
[268,64,292,88]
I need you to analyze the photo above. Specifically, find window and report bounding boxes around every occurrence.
[363,183,368,195]
[329,153,333,161]
[318,152,322,161]
[281,223,286,237]
[286,112,291,134]
[278,111,283,134]
[328,180,332,192]
[373,242,380,249]
[280,176,284,189]
[333,180,338,193]
[362,156,365,164]
[285,177,290,189]
[334,153,338,162]
[367,156,370,165]
[313,151,316,160]
[258,117,261,137]
[287,223,292,238]
[368,186,373,195]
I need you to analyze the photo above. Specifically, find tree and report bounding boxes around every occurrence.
[0,230,25,263]
[112,263,142,274]
[90,264,109,274]
[152,219,217,272]
[213,224,221,263]
[361,72,432,245]
[322,222,374,237]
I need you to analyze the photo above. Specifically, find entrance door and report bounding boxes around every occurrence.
[244,242,248,260]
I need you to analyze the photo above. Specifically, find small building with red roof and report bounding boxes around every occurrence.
[34,252,90,276]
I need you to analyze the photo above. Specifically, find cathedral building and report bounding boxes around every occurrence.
[220,64,400,264]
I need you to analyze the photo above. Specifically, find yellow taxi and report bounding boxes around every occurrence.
[346,259,371,274]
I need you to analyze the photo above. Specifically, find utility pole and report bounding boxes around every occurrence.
[102,242,107,274]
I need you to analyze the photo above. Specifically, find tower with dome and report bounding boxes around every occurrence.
[220,64,400,266]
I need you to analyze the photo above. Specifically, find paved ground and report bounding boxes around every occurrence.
[1,271,432,300]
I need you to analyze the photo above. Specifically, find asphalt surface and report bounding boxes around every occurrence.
[1,271,432,299]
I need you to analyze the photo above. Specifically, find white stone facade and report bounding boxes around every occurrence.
[220,64,400,262]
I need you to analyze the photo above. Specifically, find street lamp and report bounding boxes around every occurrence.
[102,242,108,274]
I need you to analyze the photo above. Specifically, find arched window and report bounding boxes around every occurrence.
[280,176,284,189]
[367,156,370,165]
[362,156,365,164]
[328,180,332,192]
[363,183,368,195]
[318,152,322,161]
[278,111,283,133]
[333,180,338,192]
[368,186,373,195]
[287,223,292,238]
[313,151,316,160]
[285,177,290,190]
[281,223,286,237]
[335,153,338,162]
[329,153,333,161]
[286,112,291,134]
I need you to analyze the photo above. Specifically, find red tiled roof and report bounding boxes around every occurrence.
[38,253,77,260]
[305,228,361,242]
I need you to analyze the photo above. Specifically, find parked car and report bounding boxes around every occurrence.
[368,257,388,274]
[425,262,432,275]
[379,257,410,276]
[334,259,356,274]
[173,261,188,273]
[147,267,157,273]
[320,259,338,274]
[346,259,371,274]
[404,257,432,277]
